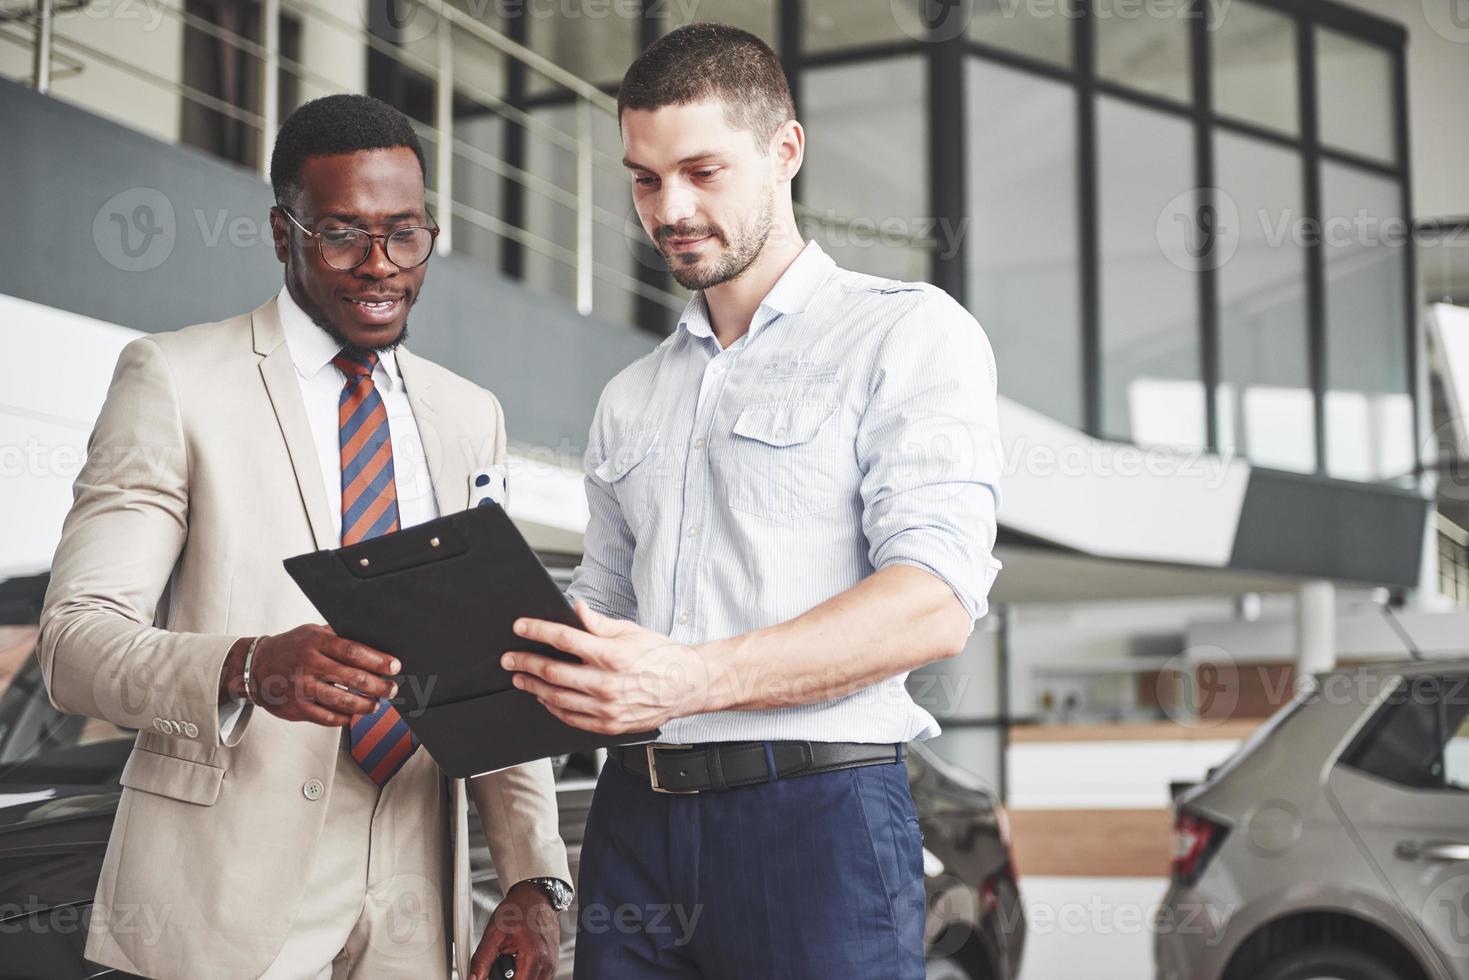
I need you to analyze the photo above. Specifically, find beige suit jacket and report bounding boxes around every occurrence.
[38,297,570,979]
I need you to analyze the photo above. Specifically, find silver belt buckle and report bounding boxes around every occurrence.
[646,743,699,794]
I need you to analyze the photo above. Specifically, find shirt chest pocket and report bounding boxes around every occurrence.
[594,429,670,534]
[724,401,846,524]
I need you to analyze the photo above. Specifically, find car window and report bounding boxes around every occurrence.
[0,632,133,776]
[1340,674,1469,791]
[1444,714,1469,791]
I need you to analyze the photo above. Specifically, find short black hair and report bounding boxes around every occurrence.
[618,23,795,146]
[269,94,427,207]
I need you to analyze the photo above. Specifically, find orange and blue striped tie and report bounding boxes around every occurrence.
[334,349,418,786]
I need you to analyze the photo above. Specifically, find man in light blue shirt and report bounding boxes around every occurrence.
[501,23,1002,979]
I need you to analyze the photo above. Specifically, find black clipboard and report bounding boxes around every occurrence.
[283,503,658,778]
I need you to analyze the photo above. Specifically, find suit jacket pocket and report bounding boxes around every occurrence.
[119,746,225,805]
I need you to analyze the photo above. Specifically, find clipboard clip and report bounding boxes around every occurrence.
[338,522,470,579]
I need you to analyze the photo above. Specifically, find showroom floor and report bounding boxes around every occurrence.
[1017,877,1167,980]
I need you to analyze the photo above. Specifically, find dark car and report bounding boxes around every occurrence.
[0,575,1024,980]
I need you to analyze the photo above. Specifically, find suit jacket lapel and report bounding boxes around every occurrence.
[398,346,469,517]
[252,299,336,551]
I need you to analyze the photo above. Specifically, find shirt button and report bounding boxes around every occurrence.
[694,438,706,450]
[775,426,787,438]
[677,612,690,625]
[687,526,700,538]
[303,779,324,801]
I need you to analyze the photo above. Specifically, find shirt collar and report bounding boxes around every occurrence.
[676,240,834,342]
[276,285,402,390]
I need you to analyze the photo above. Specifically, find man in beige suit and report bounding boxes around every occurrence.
[39,94,570,980]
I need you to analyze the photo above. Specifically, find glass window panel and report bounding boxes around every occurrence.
[526,0,638,97]
[966,59,1083,428]
[968,0,1072,66]
[1097,97,1203,448]
[1210,0,1298,134]
[664,0,777,45]
[1316,27,1395,164]
[804,0,918,53]
[520,105,640,326]
[1322,162,1413,483]
[800,58,930,282]
[1095,0,1192,103]
[1214,132,1314,473]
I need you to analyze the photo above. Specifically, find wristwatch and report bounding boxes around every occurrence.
[521,877,573,912]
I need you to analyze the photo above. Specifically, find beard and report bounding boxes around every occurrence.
[321,318,410,357]
[658,186,774,291]
[288,261,410,356]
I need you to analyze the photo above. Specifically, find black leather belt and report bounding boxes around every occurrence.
[609,741,903,794]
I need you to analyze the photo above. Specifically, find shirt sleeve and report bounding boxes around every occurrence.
[567,389,639,622]
[218,698,248,742]
[855,288,1004,630]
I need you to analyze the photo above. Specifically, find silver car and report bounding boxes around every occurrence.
[1156,658,1469,980]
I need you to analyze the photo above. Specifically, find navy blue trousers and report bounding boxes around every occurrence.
[571,747,926,980]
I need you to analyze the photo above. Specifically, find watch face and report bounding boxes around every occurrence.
[529,878,572,911]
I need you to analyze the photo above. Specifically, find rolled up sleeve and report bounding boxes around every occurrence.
[856,289,1004,627]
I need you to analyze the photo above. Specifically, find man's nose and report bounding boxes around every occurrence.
[653,184,697,229]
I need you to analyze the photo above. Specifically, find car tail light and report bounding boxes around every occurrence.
[995,803,1019,881]
[1171,810,1228,886]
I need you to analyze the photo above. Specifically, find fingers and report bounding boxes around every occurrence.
[295,701,355,727]
[321,635,401,677]
[512,672,605,716]
[468,930,506,980]
[505,651,606,691]
[512,617,610,666]
[311,652,398,700]
[310,679,381,717]
[540,700,618,734]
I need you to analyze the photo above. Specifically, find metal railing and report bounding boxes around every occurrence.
[6,0,931,324]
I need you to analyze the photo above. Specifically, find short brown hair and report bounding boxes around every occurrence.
[618,23,795,146]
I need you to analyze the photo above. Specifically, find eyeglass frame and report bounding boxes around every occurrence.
[274,203,440,271]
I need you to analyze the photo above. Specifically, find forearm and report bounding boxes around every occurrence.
[693,565,971,714]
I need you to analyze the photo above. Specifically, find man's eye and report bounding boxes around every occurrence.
[321,229,360,246]
[692,169,717,180]
[633,176,658,187]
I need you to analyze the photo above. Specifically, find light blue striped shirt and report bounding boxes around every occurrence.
[567,241,1003,744]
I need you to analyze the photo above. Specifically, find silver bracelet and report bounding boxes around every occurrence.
[242,636,265,706]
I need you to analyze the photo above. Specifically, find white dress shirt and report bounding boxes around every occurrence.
[221,288,440,736]
[568,242,1003,745]
[275,286,440,539]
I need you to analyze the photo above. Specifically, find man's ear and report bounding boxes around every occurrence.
[771,118,804,184]
[268,206,291,265]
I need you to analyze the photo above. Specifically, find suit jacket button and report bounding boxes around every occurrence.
[153,718,168,733]
[183,722,199,739]
[303,779,324,801]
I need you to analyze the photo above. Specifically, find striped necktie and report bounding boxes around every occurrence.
[333,349,418,786]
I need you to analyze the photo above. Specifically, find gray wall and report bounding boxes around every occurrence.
[0,78,658,451]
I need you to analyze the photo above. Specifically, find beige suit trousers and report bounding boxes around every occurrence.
[258,743,449,980]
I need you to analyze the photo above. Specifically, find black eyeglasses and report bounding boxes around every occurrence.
[276,205,439,271]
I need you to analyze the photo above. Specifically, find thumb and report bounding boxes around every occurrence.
[575,600,628,637]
